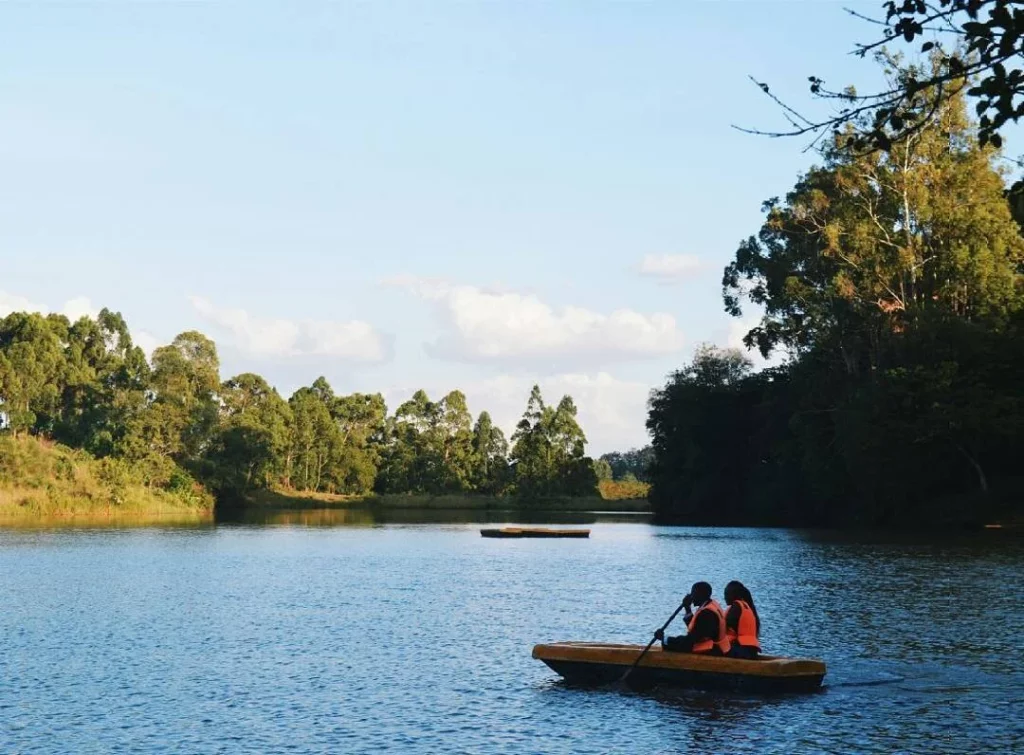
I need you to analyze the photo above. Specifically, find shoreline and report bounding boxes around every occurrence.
[0,487,650,528]
[0,505,214,529]
[238,489,652,514]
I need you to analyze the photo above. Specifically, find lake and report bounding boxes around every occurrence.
[1,517,1021,754]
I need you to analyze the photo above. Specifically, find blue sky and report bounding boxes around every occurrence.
[0,2,1001,453]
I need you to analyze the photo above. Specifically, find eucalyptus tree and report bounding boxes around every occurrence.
[207,373,293,491]
[725,76,1024,373]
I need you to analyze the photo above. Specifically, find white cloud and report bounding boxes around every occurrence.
[133,330,162,360]
[382,371,651,455]
[386,276,685,366]
[0,291,98,321]
[61,296,99,321]
[189,295,388,362]
[0,292,41,317]
[637,253,704,282]
[725,313,788,370]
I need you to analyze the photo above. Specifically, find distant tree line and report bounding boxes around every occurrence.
[649,59,1024,528]
[594,447,653,483]
[0,315,598,503]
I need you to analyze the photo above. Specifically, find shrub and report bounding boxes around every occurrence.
[598,478,651,500]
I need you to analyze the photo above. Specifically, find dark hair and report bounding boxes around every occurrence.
[691,581,712,603]
[725,580,761,634]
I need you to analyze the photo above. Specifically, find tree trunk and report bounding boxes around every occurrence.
[314,451,325,491]
[283,451,293,488]
[952,441,988,494]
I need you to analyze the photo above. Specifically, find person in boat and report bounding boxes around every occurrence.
[723,580,761,659]
[654,581,731,655]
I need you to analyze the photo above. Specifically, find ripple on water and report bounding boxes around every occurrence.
[0,524,1022,754]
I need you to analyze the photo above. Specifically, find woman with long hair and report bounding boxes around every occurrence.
[723,580,761,659]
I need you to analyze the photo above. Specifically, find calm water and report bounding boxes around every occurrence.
[1,519,1021,754]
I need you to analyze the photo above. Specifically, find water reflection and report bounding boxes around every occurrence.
[0,506,652,530]
[220,507,378,527]
[545,677,817,719]
[0,512,214,531]
[217,507,653,527]
[640,687,811,723]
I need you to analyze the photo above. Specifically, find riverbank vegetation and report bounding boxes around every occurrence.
[593,446,652,500]
[597,478,650,501]
[649,57,1024,528]
[243,488,651,513]
[0,309,606,514]
[0,435,212,522]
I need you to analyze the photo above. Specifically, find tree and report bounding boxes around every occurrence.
[472,411,510,494]
[651,56,1024,527]
[592,458,613,481]
[288,384,342,492]
[0,301,605,509]
[433,390,475,492]
[375,389,478,494]
[0,313,69,436]
[726,77,1024,370]
[599,446,655,482]
[377,389,437,493]
[510,385,552,498]
[746,1,1024,149]
[205,373,292,492]
[547,396,597,496]
[54,309,150,456]
[647,347,779,524]
[511,386,597,498]
[330,391,387,494]
[145,331,221,462]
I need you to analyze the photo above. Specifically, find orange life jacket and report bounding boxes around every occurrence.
[726,599,761,650]
[687,599,731,655]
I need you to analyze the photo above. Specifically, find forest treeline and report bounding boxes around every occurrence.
[0,314,603,505]
[648,57,1024,528]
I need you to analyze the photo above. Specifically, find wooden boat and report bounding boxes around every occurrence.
[480,527,590,539]
[532,642,825,693]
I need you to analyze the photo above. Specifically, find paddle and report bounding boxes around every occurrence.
[618,596,690,684]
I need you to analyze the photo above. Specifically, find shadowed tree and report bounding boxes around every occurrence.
[599,446,655,482]
[726,73,1024,373]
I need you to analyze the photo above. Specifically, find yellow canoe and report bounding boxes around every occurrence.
[480,528,590,538]
[533,642,825,693]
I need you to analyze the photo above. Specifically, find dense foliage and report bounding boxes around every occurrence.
[0,317,599,503]
[650,72,1024,527]
[598,446,654,483]
[509,387,597,498]
[0,434,212,517]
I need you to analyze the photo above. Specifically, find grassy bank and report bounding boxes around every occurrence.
[597,478,650,501]
[0,435,214,524]
[243,488,651,513]
[0,434,650,524]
